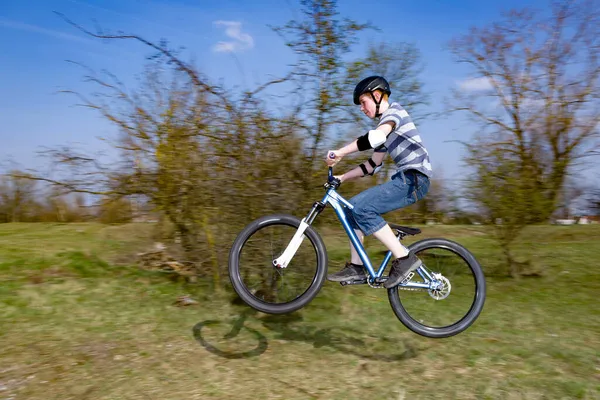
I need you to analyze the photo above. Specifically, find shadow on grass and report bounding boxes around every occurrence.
[192,309,268,359]
[260,313,418,362]
[193,310,418,362]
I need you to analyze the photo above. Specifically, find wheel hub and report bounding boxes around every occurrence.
[428,273,451,300]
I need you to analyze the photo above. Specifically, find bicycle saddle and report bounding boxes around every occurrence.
[389,223,421,236]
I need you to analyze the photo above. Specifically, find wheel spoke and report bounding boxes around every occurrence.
[388,239,486,338]
[233,219,321,307]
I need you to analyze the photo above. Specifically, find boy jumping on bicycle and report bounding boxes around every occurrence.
[326,75,432,289]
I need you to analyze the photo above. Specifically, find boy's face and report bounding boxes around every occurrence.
[358,92,379,119]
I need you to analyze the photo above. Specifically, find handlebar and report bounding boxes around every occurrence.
[326,167,341,189]
[326,152,341,189]
[327,152,336,181]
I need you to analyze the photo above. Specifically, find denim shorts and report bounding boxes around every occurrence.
[343,169,430,236]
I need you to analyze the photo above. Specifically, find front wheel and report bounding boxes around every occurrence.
[228,214,328,314]
[388,238,486,338]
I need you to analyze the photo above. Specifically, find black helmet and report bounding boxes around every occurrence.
[353,76,391,105]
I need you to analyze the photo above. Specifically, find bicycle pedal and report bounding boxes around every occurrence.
[400,272,415,285]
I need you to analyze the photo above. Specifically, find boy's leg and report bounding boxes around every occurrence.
[327,229,367,282]
[328,171,429,284]
[350,229,365,264]
[349,171,422,237]
[347,170,430,288]
[372,224,408,258]
[327,208,367,282]
[383,251,423,288]
[373,224,421,288]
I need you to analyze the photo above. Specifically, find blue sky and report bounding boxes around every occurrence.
[2,0,595,188]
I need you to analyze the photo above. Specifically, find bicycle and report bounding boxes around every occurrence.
[228,166,486,338]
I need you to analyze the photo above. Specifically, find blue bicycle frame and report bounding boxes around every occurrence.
[310,168,434,289]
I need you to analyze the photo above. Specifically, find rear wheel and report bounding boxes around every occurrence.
[387,238,486,338]
[228,214,328,314]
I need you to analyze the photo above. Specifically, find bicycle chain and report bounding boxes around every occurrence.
[367,272,425,291]
[367,278,385,289]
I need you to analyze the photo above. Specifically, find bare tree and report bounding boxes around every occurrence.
[586,186,600,215]
[20,14,304,287]
[448,0,600,275]
[0,171,39,223]
[553,174,586,219]
[271,0,371,175]
[345,41,430,125]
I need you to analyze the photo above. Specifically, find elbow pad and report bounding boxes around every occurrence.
[356,130,387,151]
[359,158,384,176]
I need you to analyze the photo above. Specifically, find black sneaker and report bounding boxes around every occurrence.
[327,262,366,282]
[383,252,422,289]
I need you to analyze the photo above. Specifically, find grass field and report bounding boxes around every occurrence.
[1,222,599,399]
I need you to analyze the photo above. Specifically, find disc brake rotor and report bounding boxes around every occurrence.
[428,273,451,300]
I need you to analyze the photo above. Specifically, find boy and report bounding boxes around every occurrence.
[325,75,432,289]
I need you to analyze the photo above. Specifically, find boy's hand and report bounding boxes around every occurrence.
[326,150,342,166]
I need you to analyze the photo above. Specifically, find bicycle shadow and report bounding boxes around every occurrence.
[260,314,418,362]
[192,310,418,362]
[191,309,268,359]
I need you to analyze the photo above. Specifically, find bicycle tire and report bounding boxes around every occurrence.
[228,214,328,314]
[387,238,486,338]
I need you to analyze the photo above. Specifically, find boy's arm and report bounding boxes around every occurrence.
[337,150,386,182]
[327,122,394,161]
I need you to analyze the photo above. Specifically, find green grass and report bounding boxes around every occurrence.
[0,223,599,399]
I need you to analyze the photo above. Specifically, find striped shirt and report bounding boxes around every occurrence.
[374,102,433,178]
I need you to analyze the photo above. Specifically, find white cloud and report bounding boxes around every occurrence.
[0,17,92,44]
[212,20,254,53]
[458,77,494,92]
[213,41,236,53]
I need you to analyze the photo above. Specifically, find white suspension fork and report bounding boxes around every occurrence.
[273,219,309,268]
